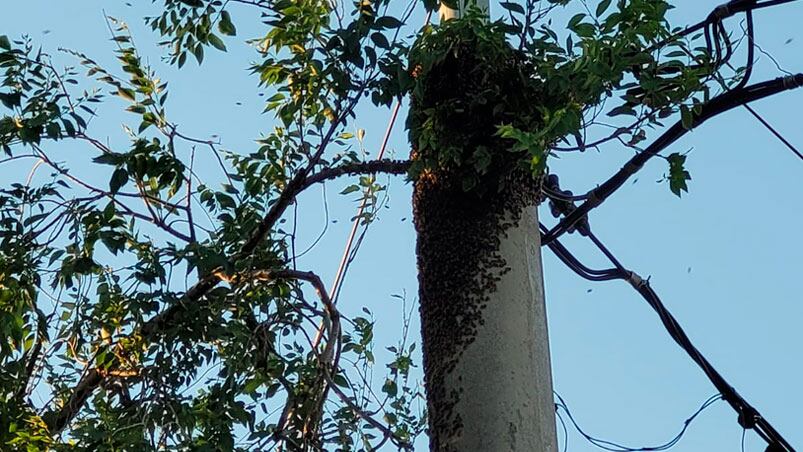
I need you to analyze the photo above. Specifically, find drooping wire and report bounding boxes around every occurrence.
[542,180,795,451]
[539,222,621,282]
[743,428,748,452]
[654,0,800,52]
[553,391,723,452]
[556,404,569,452]
[541,175,622,282]
[732,5,755,91]
[543,184,590,203]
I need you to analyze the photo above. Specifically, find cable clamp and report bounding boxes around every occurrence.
[627,271,644,288]
[737,406,758,429]
[713,4,731,19]
[623,159,642,175]
[586,190,601,207]
[782,74,802,90]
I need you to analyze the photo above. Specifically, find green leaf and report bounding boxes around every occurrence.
[215,192,236,209]
[382,379,398,397]
[192,44,204,64]
[0,35,10,50]
[375,16,404,29]
[93,152,124,165]
[100,231,126,255]
[572,23,596,38]
[332,373,349,388]
[109,168,129,194]
[62,119,76,137]
[46,122,61,139]
[607,105,636,117]
[218,11,237,36]
[178,0,203,6]
[596,0,612,16]
[568,13,586,29]
[340,184,360,195]
[667,153,691,197]
[117,88,136,102]
[371,32,390,50]
[499,2,525,14]
[680,105,694,129]
[0,92,22,109]
[243,378,262,394]
[208,33,227,52]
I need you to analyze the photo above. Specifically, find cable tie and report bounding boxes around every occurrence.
[586,190,601,207]
[713,3,731,19]
[627,271,644,288]
[737,406,758,429]
[782,75,802,90]
[623,159,642,175]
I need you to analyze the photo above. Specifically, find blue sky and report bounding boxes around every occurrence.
[3,1,803,450]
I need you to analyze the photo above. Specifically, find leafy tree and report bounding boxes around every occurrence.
[0,0,799,450]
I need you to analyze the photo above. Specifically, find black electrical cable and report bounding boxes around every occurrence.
[720,5,803,164]
[539,222,622,282]
[586,231,795,451]
[743,104,803,162]
[543,184,590,202]
[719,19,735,66]
[756,0,799,8]
[647,0,796,54]
[542,73,803,246]
[541,183,795,451]
[733,6,756,91]
[556,406,569,452]
[544,0,802,246]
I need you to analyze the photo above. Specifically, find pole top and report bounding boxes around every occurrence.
[439,0,490,21]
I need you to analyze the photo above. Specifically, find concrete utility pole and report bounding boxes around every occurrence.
[412,1,559,450]
[439,0,488,19]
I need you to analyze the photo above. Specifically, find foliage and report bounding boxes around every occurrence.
[407,13,562,192]
[0,0,757,450]
[406,3,715,193]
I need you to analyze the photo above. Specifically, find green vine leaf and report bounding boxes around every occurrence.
[667,152,692,197]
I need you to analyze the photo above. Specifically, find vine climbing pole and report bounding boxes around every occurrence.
[412,1,559,450]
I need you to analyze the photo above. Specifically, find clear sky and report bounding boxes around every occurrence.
[2,1,803,451]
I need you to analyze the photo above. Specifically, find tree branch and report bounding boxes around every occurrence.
[243,269,410,449]
[302,159,411,190]
[43,369,103,433]
[43,77,407,435]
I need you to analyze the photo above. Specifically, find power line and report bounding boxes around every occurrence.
[542,73,803,246]
[554,391,723,452]
[588,232,794,451]
[718,1,803,164]
[557,406,570,452]
[743,104,803,162]
[540,2,802,449]
[543,0,803,245]
[542,183,796,451]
